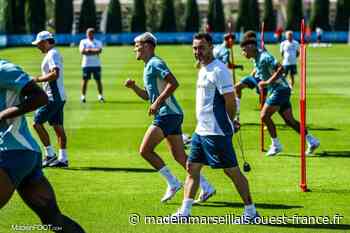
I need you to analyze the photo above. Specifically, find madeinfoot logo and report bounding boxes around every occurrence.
[11,224,62,231]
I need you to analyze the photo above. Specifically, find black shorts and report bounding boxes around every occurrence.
[82,67,101,80]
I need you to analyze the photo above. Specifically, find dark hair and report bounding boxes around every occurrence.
[243,30,257,40]
[193,32,213,45]
[224,33,235,41]
[240,38,257,47]
[47,38,55,45]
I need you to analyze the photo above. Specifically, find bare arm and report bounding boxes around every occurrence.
[149,73,179,115]
[250,68,256,77]
[223,91,236,122]
[33,68,59,83]
[124,79,149,100]
[0,81,48,121]
[258,63,284,89]
[81,48,102,55]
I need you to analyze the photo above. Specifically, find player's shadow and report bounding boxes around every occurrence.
[64,166,156,173]
[317,150,350,158]
[99,100,145,105]
[279,150,350,159]
[241,123,338,132]
[266,223,350,230]
[194,201,303,209]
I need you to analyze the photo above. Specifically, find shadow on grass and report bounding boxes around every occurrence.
[317,150,350,158]
[100,100,144,105]
[203,201,303,209]
[240,123,338,131]
[63,166,156,173]
[167,201,302,210]
[278,150,350,159]
[266,223,350,230]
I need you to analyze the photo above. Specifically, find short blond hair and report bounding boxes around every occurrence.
[285,30,293,37]
[134,32,157,47]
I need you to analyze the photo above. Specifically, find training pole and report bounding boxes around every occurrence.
[300,19,308,192]
[259,22,266,152]
[228,22,236,84]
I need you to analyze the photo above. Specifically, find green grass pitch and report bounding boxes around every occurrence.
[0,44,349,233]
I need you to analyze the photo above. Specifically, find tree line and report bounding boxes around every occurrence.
[1,0,350,34]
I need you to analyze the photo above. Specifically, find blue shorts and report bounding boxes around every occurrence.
[153,114,183,137]
[266,89,292,113]
[82,67,101,80]
[0,150,43,187]
[240,76,267,95]
[34,101,65,125]
[188,133,238,169]
[283,65,297,76]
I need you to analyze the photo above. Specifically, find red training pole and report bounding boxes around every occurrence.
[300,19,308,192]
[259,22,266,152]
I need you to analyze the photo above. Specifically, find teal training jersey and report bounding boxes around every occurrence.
[253,51,290,92]
[143,56,183,117]
[213,43,230,64]
[0,60,41,152]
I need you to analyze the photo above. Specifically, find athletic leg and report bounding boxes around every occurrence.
[17,176,85,233]
[0,169,16,209]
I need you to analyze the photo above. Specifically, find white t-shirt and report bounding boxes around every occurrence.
[41,48,66,102]
[280,39,300,65]
[195,59,234,136]
[79,38,102,67]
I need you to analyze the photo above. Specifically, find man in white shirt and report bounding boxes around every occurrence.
[32,31,69,168]
[280,31,299,88]
[170,33,259,223]
[79,28,104,103]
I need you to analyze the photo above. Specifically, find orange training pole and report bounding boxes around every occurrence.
[260,22,266,152]
[300,19,308,192]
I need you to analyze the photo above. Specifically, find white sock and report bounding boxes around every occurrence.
[306,134,314,144]
[45,145,55,157]
[272,138,280,146]
[159,166,178,187]
[180,198,194,216]
[235,97,241,117]
[58,149,68,162]
[81,95,85,100]
[199,175,210,191]
[98,94,104,100]
[244,204,257,216]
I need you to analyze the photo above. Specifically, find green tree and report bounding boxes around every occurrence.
[334,0,350,30]
[106,0,122,33]
[207,0,225,32]
[131,0,146,32]
[25,0,46,33]
[159,0,177,32]
[55,0,73,33]
[174,0,185,32]
[78,0,97,33]
[263,0,276,31]
[249,0,260,31]
[184,0,199,32]
[145,0,159,32]
[236,0,250,31]
[0,0,12,33]
[309,0,330,30]
[286,0,303,31]
[10,0,26,34]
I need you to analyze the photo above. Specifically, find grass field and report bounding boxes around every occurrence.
[0,44,349,233]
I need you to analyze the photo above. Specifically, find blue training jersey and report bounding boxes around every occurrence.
[253,51,290,92]
[0,60,41,152]
[213,43,230,64]
[143,56,183,117]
